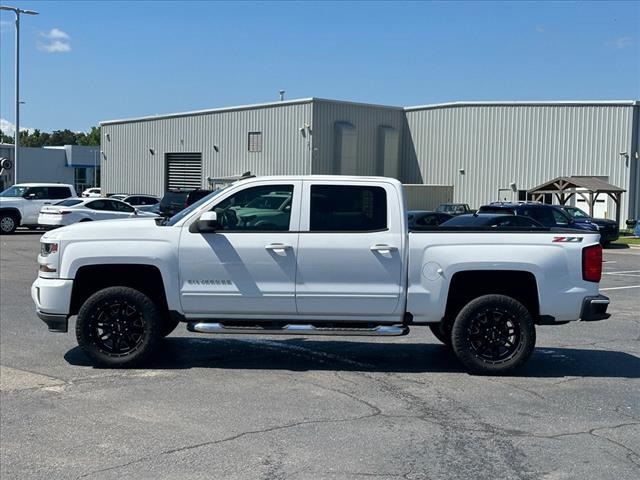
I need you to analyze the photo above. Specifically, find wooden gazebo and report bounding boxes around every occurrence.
[527,176,626,224]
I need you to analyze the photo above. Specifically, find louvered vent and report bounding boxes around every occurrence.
[165,153,202,190]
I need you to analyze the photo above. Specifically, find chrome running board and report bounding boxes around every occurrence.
[187,322,409,336]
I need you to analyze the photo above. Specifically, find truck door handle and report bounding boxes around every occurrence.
[265,243,292,253]
[370,244,397,253]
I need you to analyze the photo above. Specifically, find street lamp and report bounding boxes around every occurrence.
[0,5,39,185]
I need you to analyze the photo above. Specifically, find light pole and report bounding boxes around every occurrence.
[0,5,39,185]
[93,149,97,187]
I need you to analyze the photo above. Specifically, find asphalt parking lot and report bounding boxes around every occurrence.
[1,231,638,480]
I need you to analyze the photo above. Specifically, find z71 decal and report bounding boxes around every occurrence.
[552,236,583,243]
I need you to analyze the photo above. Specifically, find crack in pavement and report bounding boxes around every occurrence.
[74,397,383,479]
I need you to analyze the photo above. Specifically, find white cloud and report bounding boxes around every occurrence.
[42,28,70,40]
[0,119,35,137]
[607,36,633,49]
[38,40,71,53]
[38,28,71,53]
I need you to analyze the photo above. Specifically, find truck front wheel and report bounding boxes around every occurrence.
[76,286,162,367]
[451,294,535,375]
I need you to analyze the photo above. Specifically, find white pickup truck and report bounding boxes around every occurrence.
[0,183,77,234]
[32,176,609,374]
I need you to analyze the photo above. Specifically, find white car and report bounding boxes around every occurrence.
[38,198,158,228]
[81,187,102,198]
[0,183,77,233]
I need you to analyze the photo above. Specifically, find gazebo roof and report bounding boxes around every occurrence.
[527,176,626,194]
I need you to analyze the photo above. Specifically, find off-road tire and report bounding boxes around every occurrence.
[451,294,536,375]
[76,286,162,367]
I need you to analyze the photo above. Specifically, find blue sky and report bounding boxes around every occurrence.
[1,0,639,134]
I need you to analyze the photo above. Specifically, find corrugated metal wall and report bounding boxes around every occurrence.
[404,104,636,220]
[101,101,313,197]
[312,100,405,177]
[403,184,453,211]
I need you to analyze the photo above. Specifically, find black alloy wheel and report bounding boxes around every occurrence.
[466,307,521,363]
[76,286,162,367]
[91,299,146,355]
[452,294,535,375]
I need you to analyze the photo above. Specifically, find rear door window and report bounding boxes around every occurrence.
[309,185,387,232]
[48,187,72,199]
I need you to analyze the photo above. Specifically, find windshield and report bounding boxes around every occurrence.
[0,186,28,198]
[564,207,590,219]
[165,187,228,226]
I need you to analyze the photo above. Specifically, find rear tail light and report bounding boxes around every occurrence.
[582,244,603,282]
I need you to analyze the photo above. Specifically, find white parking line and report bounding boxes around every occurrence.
[600,285,640,291]
[602,270,640,275]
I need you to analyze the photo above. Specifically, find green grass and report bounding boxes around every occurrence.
[613,236,640,246]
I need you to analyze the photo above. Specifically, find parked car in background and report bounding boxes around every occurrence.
[0,183,77,234]
[38,198,158,228]
[408,210,453,229]
[224,189,293,229]
[440,213,545,228]
[159,189,215,217]
[81,187,101,198]
[119,194,160,212]
[436,203,475,216]
[559,206,619,245]
[109,194,128,201]
[477,203,599,233]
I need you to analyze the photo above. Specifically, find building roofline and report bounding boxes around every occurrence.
[100,97,407,126]
[100,98,316,126]
[100,98,639,126]
[311,97,404,111]
[404,100,639,111]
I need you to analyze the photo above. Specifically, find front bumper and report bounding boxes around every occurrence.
[580,294,610,321]
[31,277,73,332]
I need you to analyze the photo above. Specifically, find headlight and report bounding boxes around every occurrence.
[41,242,59,256]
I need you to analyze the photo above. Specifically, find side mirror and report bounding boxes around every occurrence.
[189,211,219,233]
[25,193,37,200]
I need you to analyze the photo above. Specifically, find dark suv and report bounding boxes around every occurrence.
[560,206,619,245]
[159,189,215,217]
[477,203,600,233]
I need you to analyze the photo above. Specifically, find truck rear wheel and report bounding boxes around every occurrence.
[451,294,535,375]
[76,286,162,367]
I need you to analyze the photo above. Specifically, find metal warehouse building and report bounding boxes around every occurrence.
[101,98,640,223]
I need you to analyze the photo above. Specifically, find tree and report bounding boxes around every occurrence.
[77,126,100,146]
[0,129,13,144]
[46,129,78,146]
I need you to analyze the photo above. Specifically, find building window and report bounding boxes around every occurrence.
[518,190,552,204]
[248,132,262,152]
